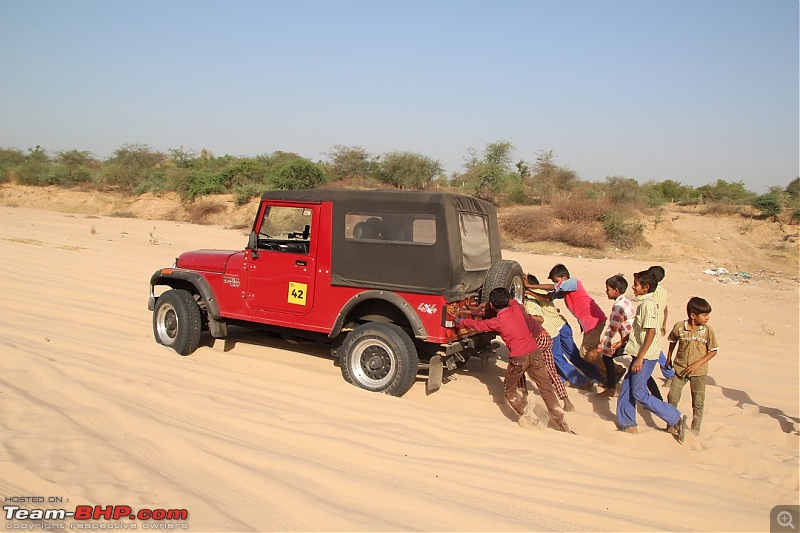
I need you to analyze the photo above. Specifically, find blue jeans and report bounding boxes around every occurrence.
[617,358,681,429]
[553,323,605,385]
[658,351,675,379]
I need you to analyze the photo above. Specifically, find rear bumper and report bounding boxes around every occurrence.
[443,332,496,356]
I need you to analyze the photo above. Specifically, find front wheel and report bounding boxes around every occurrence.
[340,322,419,396]
[153,289,202,355]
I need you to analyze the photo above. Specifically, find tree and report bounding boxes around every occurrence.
[528,149,577,204]
[15,146,57,186]
[326,145,379,182]
[54,150,97,184]
[649,179,698,204]
[604,175,643,206]
[101,144,166,193]
[461,141,515,197]
[377,151,442,189]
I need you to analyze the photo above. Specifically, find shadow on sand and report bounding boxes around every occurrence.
[707,376,800,434]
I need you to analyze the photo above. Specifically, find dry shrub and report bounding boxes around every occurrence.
[700,203,743,216]
[500,207,608,248]
[187,199,226,225]
[551,198,610,223]
[550,222,607,249]
[500,208,554,241]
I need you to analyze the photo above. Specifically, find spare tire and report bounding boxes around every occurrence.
[481,259,525,304]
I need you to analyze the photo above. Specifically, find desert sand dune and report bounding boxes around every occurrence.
[1,203,797,532]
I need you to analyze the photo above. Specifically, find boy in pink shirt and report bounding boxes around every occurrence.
[527,264,608,380]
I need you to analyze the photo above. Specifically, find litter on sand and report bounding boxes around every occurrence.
[702,267,752,284]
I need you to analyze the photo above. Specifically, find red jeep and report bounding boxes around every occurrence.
[148,189,525,396]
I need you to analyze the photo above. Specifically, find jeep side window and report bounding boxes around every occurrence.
[345,213,435,244]
[257,206,311,254]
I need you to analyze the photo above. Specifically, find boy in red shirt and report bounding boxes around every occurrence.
[460,288,571,432]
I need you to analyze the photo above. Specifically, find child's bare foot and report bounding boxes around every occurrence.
[622,426,638,434]
[563,398,575,412]
[598,387,616,397]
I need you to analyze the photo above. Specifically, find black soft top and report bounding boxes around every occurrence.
[261,189,501,302]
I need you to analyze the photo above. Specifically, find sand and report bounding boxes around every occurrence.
[1,198,798,532]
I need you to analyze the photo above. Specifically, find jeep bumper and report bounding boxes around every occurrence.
[426,333,498,392]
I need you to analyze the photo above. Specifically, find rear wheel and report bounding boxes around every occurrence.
[153,289,202,355]
[340,322,419,396]
[482,259,525,304]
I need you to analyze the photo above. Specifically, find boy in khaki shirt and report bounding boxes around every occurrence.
[666,297,719,434]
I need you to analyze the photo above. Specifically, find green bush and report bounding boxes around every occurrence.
[504,182,532,205]
[220,159,270,189]
[185,169,226,201]
[602,210,647,249]
[786,177,800,199]
[269,158,326,190]
[233,183,265,205]
[697,179,755,204]
[0,147,25,183]
[751,193,783,219]
[133,170,175,196]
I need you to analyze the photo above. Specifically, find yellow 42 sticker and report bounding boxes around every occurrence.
[287,282,308,305]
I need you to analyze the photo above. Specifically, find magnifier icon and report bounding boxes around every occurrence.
[778,510,796,529]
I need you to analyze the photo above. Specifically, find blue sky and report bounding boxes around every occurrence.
[0,0,797,192]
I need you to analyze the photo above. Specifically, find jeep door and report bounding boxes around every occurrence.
[245,203,317,316]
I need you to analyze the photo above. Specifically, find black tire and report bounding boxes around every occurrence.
[481,259,525,304]
[153,289,202,356]
[340,322,419,396]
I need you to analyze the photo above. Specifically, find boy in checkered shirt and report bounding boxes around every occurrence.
[596,274,634,395]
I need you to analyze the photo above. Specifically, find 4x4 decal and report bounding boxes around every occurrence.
[417,303,438,315]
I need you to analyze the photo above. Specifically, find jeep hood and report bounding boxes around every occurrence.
[176,250,240,273]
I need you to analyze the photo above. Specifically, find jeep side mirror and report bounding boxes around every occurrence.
[247,231,260,259]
